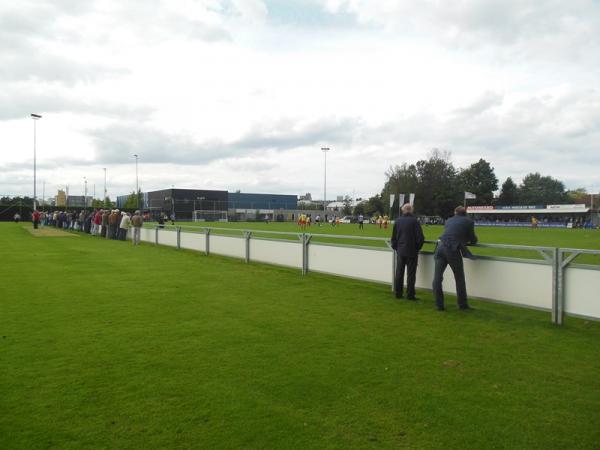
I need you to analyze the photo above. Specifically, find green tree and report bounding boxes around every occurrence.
[518,173,567,205]
[415,149,461,218]
[342,196,353,215]
[381,163,418,216]
[497,177,519,206]
[567,188,588,205]
[123,190,143,209]
[458,158,498,205]
[364,194,384,217]
[353,202,366,216]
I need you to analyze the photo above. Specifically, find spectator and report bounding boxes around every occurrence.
[131,210,143,245]
[119,212,131,240]
[432,206,478,311]
[32,210,40,229]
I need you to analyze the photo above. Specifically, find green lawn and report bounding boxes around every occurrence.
[2,223,600,449]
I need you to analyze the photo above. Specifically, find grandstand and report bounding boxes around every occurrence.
[467,204,597,228]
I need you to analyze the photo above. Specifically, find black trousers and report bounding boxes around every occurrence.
[432,244,468,309]
[395,255,418,298]
[109,224,118,239]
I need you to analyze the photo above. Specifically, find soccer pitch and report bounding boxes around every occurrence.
[2,223,600,449]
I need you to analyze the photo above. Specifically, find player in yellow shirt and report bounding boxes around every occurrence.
[531,216,538,229]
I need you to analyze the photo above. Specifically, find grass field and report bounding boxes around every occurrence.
[154,221,600,264]
[2,222,600,449]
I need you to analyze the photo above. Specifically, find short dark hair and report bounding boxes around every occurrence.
[455,206,467,216]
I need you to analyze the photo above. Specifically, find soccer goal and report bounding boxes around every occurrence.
[192,210,228,222]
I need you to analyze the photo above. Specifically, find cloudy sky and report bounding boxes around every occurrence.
[1,0,599,201]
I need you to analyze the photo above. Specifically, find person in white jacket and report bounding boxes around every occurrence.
[119,212,131,241]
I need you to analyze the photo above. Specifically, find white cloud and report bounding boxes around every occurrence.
[1,0,599,200]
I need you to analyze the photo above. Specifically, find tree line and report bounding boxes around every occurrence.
[354,149,595,219]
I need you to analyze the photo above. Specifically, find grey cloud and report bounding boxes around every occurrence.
[327,0,600,61]
[420,91,600,183]
[34,88,600,191]
[0,0,231,87]
[452,92,504,118]
[0,88,153,121]
[89,116,362,165]
[0,51,129,84]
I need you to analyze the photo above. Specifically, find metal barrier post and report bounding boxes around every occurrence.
[304,234,312,275]
[391,249,397,293]
[385,240,396,293]
[205,228,210,255]
[244,231,251,263]
[551,247,561,325]
[299,234,307,275]
[557,249,565,325]
[155,225,159,245]
[176,226,181,249]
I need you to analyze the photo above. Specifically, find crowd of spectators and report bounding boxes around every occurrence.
[36,209,145,244]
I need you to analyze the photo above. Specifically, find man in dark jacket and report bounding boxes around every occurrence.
[101,210,109,238]
[432,206,478,311]
[391,203,425,300]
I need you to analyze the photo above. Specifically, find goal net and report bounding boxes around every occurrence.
[192,210,228,222]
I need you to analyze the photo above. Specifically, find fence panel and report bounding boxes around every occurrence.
[210,235,245,259]
[157,229,178,247]
[180,231,206,252]
[414,255,553,310]
[249,239,303,269]
[564,267,600,318]
[308,244,392,284]
[140,227,155,243]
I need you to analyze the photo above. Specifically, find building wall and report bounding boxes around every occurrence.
[146,188,228,219]
[55,190,66,207]
[228,192,297,210]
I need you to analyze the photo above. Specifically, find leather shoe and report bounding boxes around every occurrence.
[395,293,403,299]
[407,296,419,301]
[459,306,475,311]
[436,306,446,311]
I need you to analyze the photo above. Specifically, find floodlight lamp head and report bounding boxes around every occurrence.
[30,113,42,119]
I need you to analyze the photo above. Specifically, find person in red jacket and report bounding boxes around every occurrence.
[32,210,41,229]
[93,209,103,235]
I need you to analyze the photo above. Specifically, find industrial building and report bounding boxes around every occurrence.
[117,189,299,221]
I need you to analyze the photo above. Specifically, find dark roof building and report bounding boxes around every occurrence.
[146,188,228,219]
[228,192,297,210]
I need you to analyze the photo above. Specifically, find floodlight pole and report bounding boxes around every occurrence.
[321,147,330,214]
[133,154,139,210]
[103,168,107,204]
[31,113,42,210]
[84,176,88,211]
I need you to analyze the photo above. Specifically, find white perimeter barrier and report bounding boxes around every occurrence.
[135,225,599,324]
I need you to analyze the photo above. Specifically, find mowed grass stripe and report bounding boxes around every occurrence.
[1,223,599,449]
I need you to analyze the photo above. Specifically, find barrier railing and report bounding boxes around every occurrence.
[140,224,599,325]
